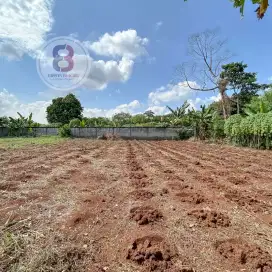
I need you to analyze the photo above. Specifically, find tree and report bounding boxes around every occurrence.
[177,29,232,119]
[144,110,155,118]
[112,112,132,126]
[46,93,83,124]
[184,0,269,19]
[131,114,147,124]
[244,89,272,115]
[0,116,9,127]
[220,62,268,114]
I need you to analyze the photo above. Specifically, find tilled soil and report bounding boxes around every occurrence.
[0,139,272,272]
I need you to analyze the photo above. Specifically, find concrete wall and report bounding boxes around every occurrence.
[0,127,185,140]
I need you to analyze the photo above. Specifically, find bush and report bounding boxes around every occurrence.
[175,128,194,140]
[69,118,81,128]
[224,113,272,149]
[211,114,225,139]
[58,125,71,137]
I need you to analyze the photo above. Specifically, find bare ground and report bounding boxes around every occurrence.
[0,139,272,272]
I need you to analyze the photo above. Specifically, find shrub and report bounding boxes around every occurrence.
[69,118,81,128]
[175,128,194,140]
[58,125,71,137]
[211,114,225,139]
[224,113,272,149]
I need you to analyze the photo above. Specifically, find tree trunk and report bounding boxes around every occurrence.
[218,79,229,120]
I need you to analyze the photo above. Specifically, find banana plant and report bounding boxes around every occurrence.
[244,100,271,116]
[167,100,190,125]
[188,105,214,140]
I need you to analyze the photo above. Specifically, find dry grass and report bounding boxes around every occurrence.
[0,218,92,272]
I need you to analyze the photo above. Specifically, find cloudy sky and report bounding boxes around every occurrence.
[0,0,272,123]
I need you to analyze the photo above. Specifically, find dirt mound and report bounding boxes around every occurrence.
[130,190,154,200]
[127,235,177,271]
[97,133,120,140]
[129,172,147,180]
[188,209,231,227]
[176,192,205,204]
[0,181,19,192]
[131,179,150,188]
[167,182,189,191]
[130,206,163,225]
[129,163,143,172]
[224,190,267,212]
[215,239,272,271]
[227,176,247,185]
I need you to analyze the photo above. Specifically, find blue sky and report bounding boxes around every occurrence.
[0,0,272,123]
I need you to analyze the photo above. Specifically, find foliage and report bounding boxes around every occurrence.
[188,105,214,140]
[224,113,272,149]
[69,118,81,128]
[220,62,269,115]
[0,116,9,127]
[8,113,40,137]
[232,0,269,19]
[167,101,190,125]
[112,112,132,126]
[175,128,194,140]
[244,89,272,115]
[144,110,155,117]
[46,93,83,124]
[184,0,269,19]
[58,124,72,138]
[211,114,226,139]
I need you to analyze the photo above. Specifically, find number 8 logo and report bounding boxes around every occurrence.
[53,44,74,72]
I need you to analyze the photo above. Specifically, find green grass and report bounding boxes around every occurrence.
[0,136,67,149]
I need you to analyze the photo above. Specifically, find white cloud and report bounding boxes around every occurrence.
[268,76,272,81]
[145,106,168,115]
[0,89,50,123]
[0,0,54,59]
[84,100,141,118]
[86,29,148,60]
[148,81,199,105]
[0,42,23,60]
[83,57,134,90]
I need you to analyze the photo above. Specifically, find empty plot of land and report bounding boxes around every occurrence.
[0,139,272,272]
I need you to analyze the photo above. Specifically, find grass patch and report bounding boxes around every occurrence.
[0,136,67,149]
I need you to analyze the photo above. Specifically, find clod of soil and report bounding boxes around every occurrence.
[164,169,173,174]
[130,190,154,201]
[127,235,177,271]
[188,209,231,227]
[215,239,272,271]
[131,179,150,188]
[227,176,247,185]
[0,181,19,192]
[224,190,266,212]
[130,206,163,225]
[176,192,205,204]
[129,172,147,180]
[167,182,191,191]
[160,188,169,196]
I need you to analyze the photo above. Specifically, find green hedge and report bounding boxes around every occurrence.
[224,113,272,149]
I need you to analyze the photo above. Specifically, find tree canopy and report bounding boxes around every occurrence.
[46,94,83,124]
